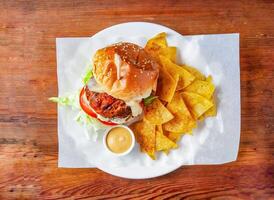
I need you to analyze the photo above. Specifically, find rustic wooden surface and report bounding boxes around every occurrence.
[0,0,273,199]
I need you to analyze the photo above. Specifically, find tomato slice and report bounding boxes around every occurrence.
[98,119,117,126]
[79,87,117,126]
[140,100,145,108]
[79,87,97,118]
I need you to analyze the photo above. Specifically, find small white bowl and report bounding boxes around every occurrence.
[103,125,135,156]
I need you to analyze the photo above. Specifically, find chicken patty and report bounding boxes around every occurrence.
[85,87,132,119]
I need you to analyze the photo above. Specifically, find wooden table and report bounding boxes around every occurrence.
[0,0,273,199]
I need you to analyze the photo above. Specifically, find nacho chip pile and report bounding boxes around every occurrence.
[130,33,217,159]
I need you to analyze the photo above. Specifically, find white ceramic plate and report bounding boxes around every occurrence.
[57,22,240,179]
[93,22,189,178]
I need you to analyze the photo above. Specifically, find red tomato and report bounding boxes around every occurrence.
[140,100,145,108]
[79,87,117,126]
[79,87,97,118]
[97,119,117,126]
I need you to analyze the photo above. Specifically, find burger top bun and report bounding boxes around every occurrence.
[93,42,159,101]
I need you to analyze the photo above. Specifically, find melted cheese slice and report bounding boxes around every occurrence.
[126,100,143,117]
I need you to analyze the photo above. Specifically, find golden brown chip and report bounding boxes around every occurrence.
[184,80,215,99]
[163,150,170,155]
[159,56,195,90]
[198,114,205,121]
[182,92,213,119]
[163,131,182,154]
[206,75,213,82]
[182,65,206,81]
[130,120,156,160]
[197,75,217,120]
[163,112,196,133]
[145,33,177,64]
[145,98,174,125]
[132,32,218,159]
[157,67,179,102]
[176,78,186,91]
[203,96,217,117]
[166,92,186,114]
[156,125,177,151]
[163,93,196,133]
[162,47,177,63]
[146,32,168,49]
[156,124,163,133]
[164,131,182,143]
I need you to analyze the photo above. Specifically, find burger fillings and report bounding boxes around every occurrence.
[81,42,160,125]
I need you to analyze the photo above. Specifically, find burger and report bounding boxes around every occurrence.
[79,42,160,125]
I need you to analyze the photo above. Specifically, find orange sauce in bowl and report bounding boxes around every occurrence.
[106,127,132,154]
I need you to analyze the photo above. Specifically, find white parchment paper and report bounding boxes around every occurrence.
[55,22,240,178]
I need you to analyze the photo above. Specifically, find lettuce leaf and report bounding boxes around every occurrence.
[144,95,158,106]
[75,110,107,141]
[48,92,80,109]
[49,67,104,141]
[75,111,105,129]
[49,67,93,107]
[82,68,93,85]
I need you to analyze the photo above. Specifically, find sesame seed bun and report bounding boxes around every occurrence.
[93,42,159,101]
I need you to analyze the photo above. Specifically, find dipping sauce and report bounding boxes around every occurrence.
[106,127,132,154]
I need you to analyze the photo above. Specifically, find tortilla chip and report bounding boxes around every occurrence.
[156,124,163,133]
[145,98,174,125]
[130,120,156,160]
[159,56,195,90]
[163,150,170,155]
[157,67,179,102]
[176,79,186,91]
[145,33,177,64]
[156,125,177,151]
[166,92,188,114]
[146,32,168,49]
[182,92,213,119]
[184,80,215,99]
[163,92,196,133]
[182,65,206,81]
[203,96,217,117]
[164,112,196,133]
[164,131,182,143]
[162,47,177,63]
[163,131,182,154]
[198,75,217,119]
[198,114,205,121]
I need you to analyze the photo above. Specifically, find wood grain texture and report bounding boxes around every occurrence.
[0,0,273,199]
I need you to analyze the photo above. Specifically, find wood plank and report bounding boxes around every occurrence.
[0,0,273,199]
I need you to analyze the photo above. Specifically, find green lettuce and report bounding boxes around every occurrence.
[75,110,106,130]
[49,67,106,139]
[75,110,107,140]
[82,68,93,85]
[48,92,79,109]
[143,95,158,106]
